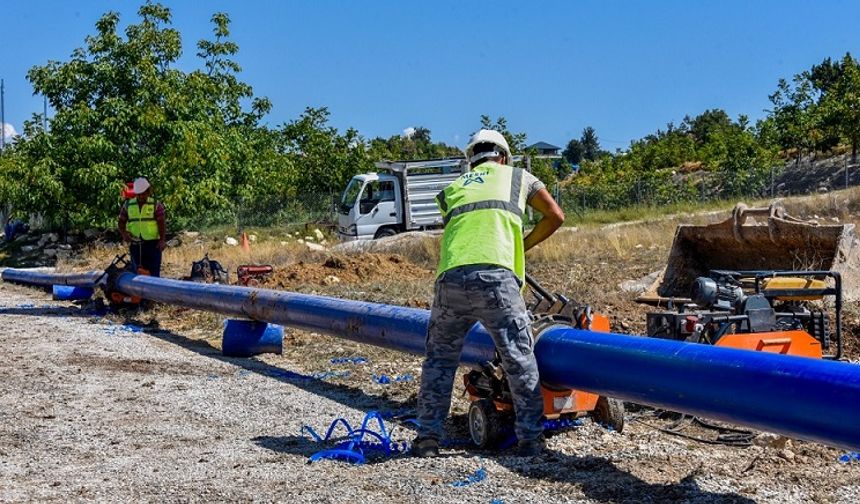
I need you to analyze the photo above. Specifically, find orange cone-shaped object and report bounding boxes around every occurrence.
[241,231,251,252]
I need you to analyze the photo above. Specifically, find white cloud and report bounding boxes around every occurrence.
[1,123,18,143]
[402,126,416,139]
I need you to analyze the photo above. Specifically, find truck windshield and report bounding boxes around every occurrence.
[340,178,363,214]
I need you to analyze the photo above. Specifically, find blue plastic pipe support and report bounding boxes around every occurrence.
[52,285,95,301]
[222,319,284,357]
[2,268,101,288]
[5,269,860,449]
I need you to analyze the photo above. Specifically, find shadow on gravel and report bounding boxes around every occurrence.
[253,435,323,458]
[138,324,417,419]
[496,450,754,504]
[1,303,417,421]
[0,304,97,318]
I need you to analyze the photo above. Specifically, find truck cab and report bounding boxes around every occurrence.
[337,173,402,241]
[337,158,467,241]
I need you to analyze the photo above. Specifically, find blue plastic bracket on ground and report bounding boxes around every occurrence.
[372,373,414,384]
[221,319,283,357]
[302,411,410,464]
[52,285,94,301]
[448,467,487,487]
[330,356,368,365]
[839,452,860,464]
[312,370,351,380]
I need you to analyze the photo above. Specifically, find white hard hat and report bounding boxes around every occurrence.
[133,177,151,194]
[465,129,512,163]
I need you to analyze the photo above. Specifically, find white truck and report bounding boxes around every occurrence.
[337,158,468,241]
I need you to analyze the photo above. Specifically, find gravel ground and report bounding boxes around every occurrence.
[1,283,859,503]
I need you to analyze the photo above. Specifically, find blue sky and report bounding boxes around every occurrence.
[1,1,857,151]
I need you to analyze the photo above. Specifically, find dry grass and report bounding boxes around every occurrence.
[60,235,327,279]
[528,221,682,266]
[779,186,860,222]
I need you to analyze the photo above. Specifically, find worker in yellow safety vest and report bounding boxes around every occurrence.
[413,129,565,457]
[118,177,167,277]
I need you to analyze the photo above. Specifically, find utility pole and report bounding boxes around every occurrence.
[1,78,5,152]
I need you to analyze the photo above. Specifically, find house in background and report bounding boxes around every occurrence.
[526,141,562,158]
[525,140,579,180]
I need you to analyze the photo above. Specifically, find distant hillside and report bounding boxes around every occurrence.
[773,152,860,196]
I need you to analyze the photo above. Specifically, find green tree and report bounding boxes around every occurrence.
[554,158,574,179]
[278,107,372,194]
[528,157,558,187]
[365,127,461,161]
[581,126,602,161]
[821,54,860,160]
[19,3,276,229]
[479,115,527,154]
[687,109,733,144]
[562,138,584,165]
[768,76,820,164]
[808,54,850,94]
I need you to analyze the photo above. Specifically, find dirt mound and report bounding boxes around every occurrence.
[265,253,432,288]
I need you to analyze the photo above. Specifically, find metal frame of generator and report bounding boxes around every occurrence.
[647,270,843,360]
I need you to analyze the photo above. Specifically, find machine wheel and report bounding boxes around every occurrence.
[592,396,625,433]
[468,399,504,448]
[374,227,397,239]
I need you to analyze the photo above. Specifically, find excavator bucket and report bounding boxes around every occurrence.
[639,203,860,302]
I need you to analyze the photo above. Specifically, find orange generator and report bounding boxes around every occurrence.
[646,270,843,360]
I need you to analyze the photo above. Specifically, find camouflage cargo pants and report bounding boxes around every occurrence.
[416,265,544,442]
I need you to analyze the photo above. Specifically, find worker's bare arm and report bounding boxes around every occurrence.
[118,213,130,242]
[523,188,565,251]
[157,214,167,250]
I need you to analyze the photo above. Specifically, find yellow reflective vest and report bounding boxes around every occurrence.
[435,161,527,283]
[126,198,159,241]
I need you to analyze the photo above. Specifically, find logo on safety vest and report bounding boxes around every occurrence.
[462,170,488,186]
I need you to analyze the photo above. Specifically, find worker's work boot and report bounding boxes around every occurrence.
[412,436,440,458]
[514,436,546,457]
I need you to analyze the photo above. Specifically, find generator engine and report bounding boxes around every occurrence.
[690,276,744,311]
[646,270,843,360]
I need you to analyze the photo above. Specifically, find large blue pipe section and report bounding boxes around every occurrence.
[1,268,101,288]
[5,268,860,449]
[113,273,498,365]
[535,326,860,451]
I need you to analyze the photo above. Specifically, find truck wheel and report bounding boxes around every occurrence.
[374,227,397,239]
[468,399,504,448]
[592,396,625,433]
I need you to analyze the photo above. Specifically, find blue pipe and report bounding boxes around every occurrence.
[2,268,101,288]
[6,268,860,449]
[115,273,860,450]
[114,273,498,366]
[534,326,860,450]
